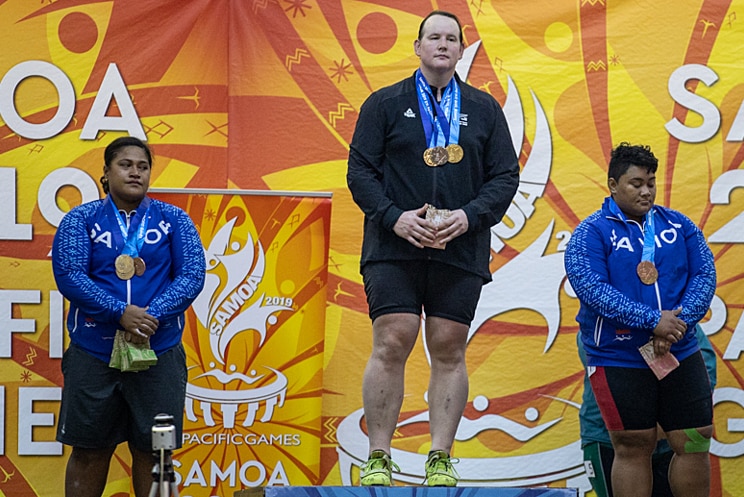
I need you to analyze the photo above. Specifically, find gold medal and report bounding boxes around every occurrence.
[115,254,135,280]
[133,257,146,277]
[445,144,463,163]
[423,146,449,167]
[637,260,658,285]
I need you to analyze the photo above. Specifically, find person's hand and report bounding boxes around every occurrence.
[119,305,159,344]
[433,209,469,245]
[393,204,437,248]
[652,335,672,356]
[653,307,686,344]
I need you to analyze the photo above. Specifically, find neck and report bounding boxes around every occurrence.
[419,67,455,93]
[626,214,643,224]
[110,194,142,213]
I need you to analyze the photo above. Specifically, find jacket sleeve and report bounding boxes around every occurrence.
[676,215,717,328]
[347,92,404,231]
[52,205,128,324]
[565,218,662,330]
[146,205,206,321]
[460,99,520,232]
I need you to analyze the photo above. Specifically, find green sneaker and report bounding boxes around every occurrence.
[424,450,460,487]
[360,450,400,486]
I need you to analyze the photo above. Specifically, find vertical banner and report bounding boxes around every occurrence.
[150,189,331,495]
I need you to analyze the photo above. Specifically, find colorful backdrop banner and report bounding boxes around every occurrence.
[1,1,744,496]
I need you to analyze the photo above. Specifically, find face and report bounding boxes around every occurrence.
[414,15,464,79]
[104,145,151,210]
[608,165,656,223]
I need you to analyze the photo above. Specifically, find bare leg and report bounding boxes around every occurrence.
[665,426,712,497]
[65,446,116,497]
[362,313,420,454]
[130,444,156,497]
[425,316,469,454]
[608,428,656,497]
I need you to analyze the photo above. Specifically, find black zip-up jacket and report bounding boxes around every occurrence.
[347,73,520,281]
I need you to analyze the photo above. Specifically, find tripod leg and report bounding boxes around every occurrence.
[148,481,160,497]
[147,480,171,497]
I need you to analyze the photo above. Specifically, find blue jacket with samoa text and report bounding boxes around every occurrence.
[52,196,206,363]
[564,197,716,368]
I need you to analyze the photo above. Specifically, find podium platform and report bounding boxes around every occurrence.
[235,486,578,497]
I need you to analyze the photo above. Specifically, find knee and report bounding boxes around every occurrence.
[426,333,467,365]
[424,318,468,364]
[669,426,713,455]
[427,341,466,366]
[370,328,417,364]
[372,340,414,365]
[610,430,657,458]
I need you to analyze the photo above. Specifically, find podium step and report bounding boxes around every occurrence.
[236,486,578,497]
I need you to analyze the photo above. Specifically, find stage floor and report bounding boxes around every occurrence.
[236,486,579,497]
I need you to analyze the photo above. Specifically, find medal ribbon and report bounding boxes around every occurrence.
[640,207,656,264]
[109,196,150,257]
[608,197,655,263]
[415,70,461,148]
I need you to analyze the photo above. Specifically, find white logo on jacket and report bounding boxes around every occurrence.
[89,220,171,249]
[611,225,679,253]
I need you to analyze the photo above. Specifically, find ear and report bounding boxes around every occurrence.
[608,177,617,194]
[414,39,421,57]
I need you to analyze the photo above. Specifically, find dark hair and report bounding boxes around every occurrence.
[100,136,152,194]
[608,142,658,182]
[418,10,463,45]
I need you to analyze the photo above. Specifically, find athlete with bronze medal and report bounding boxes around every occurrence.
[52,136,207,496]
[564,143,716,497]
[415,69,463,167]
[111,199,149,281]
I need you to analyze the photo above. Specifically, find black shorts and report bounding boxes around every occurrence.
[361,260,486,325]
[589,351,712,432]
[56,342,187,452]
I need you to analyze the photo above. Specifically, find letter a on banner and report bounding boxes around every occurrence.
[80,63,146,140]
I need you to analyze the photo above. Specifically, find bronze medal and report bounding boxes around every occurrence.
[115,254,135,280]
[423,146,449,167]
[637,260,658,285]
[133,257,146,277]
[445,144,463,163]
